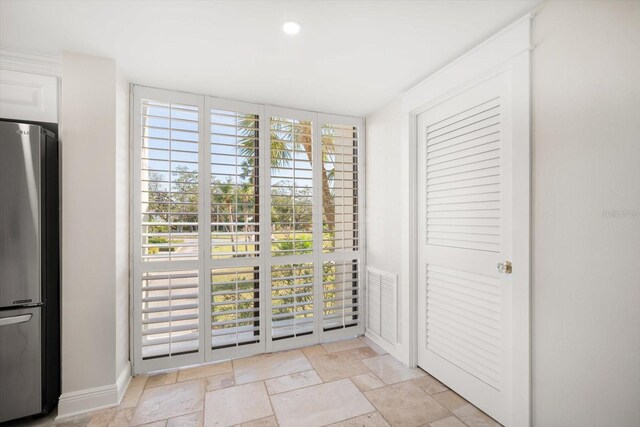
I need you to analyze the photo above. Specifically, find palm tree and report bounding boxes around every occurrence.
[237,116,336,229]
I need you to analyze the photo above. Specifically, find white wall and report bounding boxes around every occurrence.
[531,1,640,426]
[60,52,130,417]
[365,1,640,426]
[365,99,410,360]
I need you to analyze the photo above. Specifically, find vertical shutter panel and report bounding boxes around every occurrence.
[321,123,359,252]
[210,109,260,258]
[141,100,199,261]
[270,117,314,257]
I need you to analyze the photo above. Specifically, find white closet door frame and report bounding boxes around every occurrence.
[404,16,531,427]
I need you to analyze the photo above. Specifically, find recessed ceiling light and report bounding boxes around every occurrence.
[282,21,301,35]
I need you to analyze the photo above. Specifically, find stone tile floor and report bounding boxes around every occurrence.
[10,337,501,427]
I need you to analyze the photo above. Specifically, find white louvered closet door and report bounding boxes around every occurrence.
[417,73,513,424]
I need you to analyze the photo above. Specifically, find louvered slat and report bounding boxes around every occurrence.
[141,270,199,359]
[270,117,314,257]
[140,100,199,261]
[210,109,260,259]
[322,260,360,331]
[366,268,397,345]
[426,264,501,389]
[426,97,501,252]
[322,123,359,253]
[211,266,260,349]
[271,263,314,340]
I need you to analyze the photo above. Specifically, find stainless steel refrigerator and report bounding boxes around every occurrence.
[0,120,60,423]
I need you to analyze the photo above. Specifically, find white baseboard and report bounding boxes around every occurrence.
[116,363,132,403]
[57,362,132,420]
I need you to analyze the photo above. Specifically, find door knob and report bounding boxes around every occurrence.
[497,261,512,274]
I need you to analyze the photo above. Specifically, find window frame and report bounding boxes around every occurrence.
[131,86,365,373]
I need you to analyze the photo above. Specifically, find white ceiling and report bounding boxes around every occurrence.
[0,0,539,116]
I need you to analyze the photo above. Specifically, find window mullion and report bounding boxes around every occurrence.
[201,95,212,361]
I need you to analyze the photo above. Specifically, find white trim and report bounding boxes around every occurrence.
[116,362,132,403]
[0,49,62,77]
[57,386,116,420]
[401,13,533,114]
[57,362,130,420]
[402,16,532,427]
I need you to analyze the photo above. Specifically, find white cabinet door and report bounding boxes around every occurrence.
[0,69,58,123]
[417,72,515,424]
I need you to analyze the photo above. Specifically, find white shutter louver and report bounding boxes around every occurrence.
[426,97,501,253]
[141,100,199,261]
[270,117,313,257]
[321,123,359,253]
[211,266,261,349]
[141,270,199,359]
[210,109,260,259]
[271,263,314,340]
[322,259,360,331]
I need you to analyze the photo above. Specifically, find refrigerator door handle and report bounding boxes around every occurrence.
[0,314,32,327]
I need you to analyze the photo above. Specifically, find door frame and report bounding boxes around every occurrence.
[403,15,532,427]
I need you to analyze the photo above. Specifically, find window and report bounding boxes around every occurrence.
[132,87,364,373]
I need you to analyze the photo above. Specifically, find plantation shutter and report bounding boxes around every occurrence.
[134,87,205,370]
[319,115,363,335]
[208,99,264,356]
[133,87,365,372]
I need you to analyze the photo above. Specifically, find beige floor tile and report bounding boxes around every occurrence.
[412,373,449,395]
[301,344,327,357]
[137,421,167,427]
[350,372,385,392]
[321,338,367,353]
[58,407,118,426]
[307,348,375,382]
[239,416,279,427]
[329,411,390,426]
[109,407,135,426]
[166,410,204,427]
[146,371,178,388]
[203,382,272,427]
[429,416,467,427]
[431,391,468,413]
[178,361,233,382]
[451,404,501,427]
[205,371,235,392]
[362,355,425,384]
[120,374,148,408]
[265,370,322,395]
[364,382,450,427]
[270,378,374,427]
[233,349,312,384]
[131,379,206,425]
[358,336,387,355]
